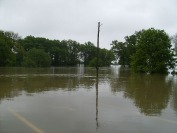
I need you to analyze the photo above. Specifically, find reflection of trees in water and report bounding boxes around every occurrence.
[173,87,177,113]
[126,74,172,116]
[0,77,24,102]
[0,75,95,102]
[110,66,173,116]
[169,76,177,113]
[0,67,100,102]
[0,67,111,103]
[110,66,131,92]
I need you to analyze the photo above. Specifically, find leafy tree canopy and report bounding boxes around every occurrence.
[0,30,21,66]
[23,48,51,67]
[0,29,114,67]
[111,28,176,73]
[131,28,175,73]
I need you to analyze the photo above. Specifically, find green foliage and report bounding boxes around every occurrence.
[89,58,103,67]
[111,28,175,73]
[0,29,114,67]
[88,49,114,67]
[64,40,80,66]
[99,48,115,66]
[18,36,114,67]
[110,32,139,66]
[111,40,128,65]
[1,28,176,72]
[79,42,97,66]
[23,48,51,67]
[0,30,21,66]
[131,28,175,73]
[124,33,138,65]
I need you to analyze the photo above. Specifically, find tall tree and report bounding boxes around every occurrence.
[0,30,21,66]
[124,33,139,65]
[66,40,80,66]
[89,48,115,67]
[111,40,128,65]
[0,30,115,67]
[110,32,140,66]
[23,48,51,67]
[131,28,175,73]
[80,42,97,66]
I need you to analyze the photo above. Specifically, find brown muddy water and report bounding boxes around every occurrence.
[0,66,177,133]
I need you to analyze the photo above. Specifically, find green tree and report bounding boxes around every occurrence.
[65,40,80,66]
[88,48,114,67]
[111,32,140,66]
[79,42,97,66]
[111,40,128,65]
[99,48,115,66]
[23,48,51,67]
[50,40,67,66]
[131,28,175,73]
[0,30,20,66]
[0,29,117,67]
[13,42,25,66]
[124,33,139,65]
[19,36,53,52]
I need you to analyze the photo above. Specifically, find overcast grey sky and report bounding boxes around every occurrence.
[0,0,177,49]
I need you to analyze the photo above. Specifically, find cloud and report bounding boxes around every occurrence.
[0,0,177,49]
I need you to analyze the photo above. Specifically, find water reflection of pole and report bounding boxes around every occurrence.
[96,75,99,129]
[96,22,102,130]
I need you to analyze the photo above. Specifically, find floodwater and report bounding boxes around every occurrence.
[0,66,177,133]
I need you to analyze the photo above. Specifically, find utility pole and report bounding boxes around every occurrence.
[96,22,102,76]
[96,22,102,130]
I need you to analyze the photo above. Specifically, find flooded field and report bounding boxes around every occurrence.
[0,66,177,133]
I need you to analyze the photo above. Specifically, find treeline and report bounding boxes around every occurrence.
[0,30,114,67]
[111,28,177,73]
[1,28,177,73]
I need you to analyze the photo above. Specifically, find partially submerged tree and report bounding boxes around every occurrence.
[88,48,115,67]
[111,28,175,73]
[110,32,140,66]
[23,48,51,67]
[131,28,175,73]
[111,40,128,65]
[0,30,21,66]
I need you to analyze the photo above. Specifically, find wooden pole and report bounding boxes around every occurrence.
[96,22,101,130]
[96,22,101,76]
